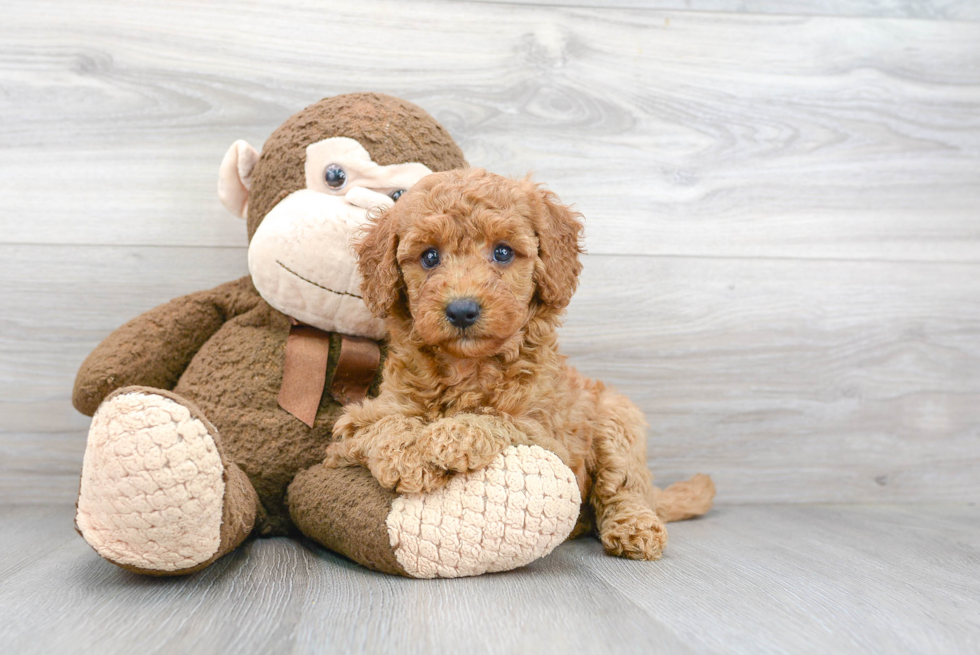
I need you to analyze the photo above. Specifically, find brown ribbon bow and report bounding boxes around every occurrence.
[278,320,381,428]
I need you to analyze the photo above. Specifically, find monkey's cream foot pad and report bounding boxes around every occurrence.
[386,444,581,578]
[75,390,225,572]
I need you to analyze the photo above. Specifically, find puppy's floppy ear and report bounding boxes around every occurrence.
[525,179,585,310]
[355,206,402,318]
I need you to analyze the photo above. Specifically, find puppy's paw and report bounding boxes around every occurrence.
[418,417,509,474]
[600,507,668,561]
[323,439,365,468]
[394,467,451,494]
[368,456,449,494]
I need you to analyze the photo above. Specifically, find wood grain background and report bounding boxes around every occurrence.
[2,0,979,504]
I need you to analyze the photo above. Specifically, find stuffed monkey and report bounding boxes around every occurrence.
[73,93,585,578]
[73,93,711,579]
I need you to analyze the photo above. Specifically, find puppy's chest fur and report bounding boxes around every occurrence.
[418,350,597,439]
[393,347,555,418]
[426,357,528,416]
[387,341,600,481]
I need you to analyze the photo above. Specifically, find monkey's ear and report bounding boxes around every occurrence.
[526,179,585,310]
[355,207,403,319]
[218,140,260,219]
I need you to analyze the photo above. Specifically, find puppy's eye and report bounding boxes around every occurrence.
[420,248,441,269]
[492,244,515,264]
[390,189,405,202]
[324,164,347,189]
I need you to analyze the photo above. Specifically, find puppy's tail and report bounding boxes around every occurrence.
[650,474,716,522]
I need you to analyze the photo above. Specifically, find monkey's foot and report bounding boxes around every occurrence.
[290,444,581,578]
[75,387,256,575]
[387,444,581,578]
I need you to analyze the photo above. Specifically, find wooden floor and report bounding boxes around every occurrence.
[1,503,977,655]
[2,0,980,652]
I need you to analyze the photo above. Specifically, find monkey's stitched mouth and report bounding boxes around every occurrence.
[276,260,363,299]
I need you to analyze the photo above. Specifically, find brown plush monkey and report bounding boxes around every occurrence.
[72,93,585,578]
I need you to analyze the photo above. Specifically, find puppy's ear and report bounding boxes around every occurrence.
[526,179,585,310]
[355,206,402,318]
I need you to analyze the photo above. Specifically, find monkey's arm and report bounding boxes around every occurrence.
[72,276,260,416]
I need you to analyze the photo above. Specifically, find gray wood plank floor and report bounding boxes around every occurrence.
[1,503,977,654]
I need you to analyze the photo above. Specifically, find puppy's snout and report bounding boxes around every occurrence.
[445,298,481,329]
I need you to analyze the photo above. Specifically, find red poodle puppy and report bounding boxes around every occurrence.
[325,168,713,559]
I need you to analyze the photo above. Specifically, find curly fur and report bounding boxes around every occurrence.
[326,168,695,560]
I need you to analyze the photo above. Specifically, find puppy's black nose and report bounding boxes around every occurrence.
[445,298,481,329]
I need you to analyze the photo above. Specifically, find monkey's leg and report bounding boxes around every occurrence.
[589,390,669,561]
[75,386,258,576]
[288,444,580,578]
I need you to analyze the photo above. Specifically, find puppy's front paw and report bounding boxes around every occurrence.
[323,439,364,468]
[418,417,508,474]
[600,507,668,561]
[368,456,449,494]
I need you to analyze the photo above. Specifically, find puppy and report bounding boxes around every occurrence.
[326,168,698,560]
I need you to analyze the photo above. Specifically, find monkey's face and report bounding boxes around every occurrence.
[247,137,432,338]
[218,93,468,338]
[221,136,432,338]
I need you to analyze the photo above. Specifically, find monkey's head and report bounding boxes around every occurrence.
[217,93,467,338]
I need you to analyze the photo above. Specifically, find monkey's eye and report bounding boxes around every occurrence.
[492,244,515,264]
[420,248,441,269]
[390,189,405,202]
[324,164,347,189]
